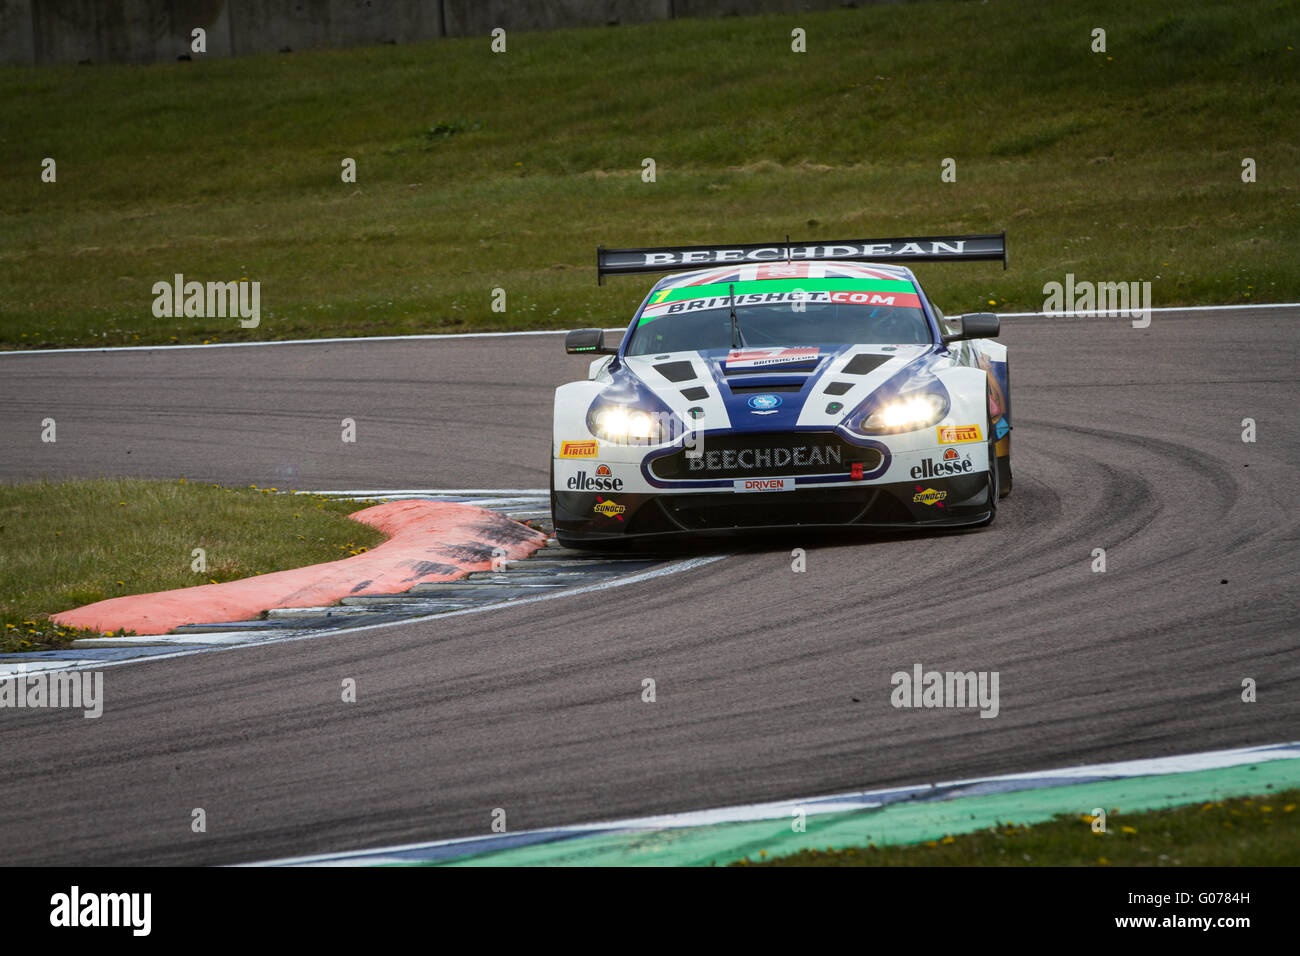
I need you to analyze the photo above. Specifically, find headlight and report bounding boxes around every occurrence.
[590,404,667,443]
[855,392,948,434]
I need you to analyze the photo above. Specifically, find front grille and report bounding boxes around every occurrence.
[659,488,871,530]
[727,383,805,393]
[649,432,882,481]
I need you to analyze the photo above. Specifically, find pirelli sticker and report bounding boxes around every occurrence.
[559,440,599,459]
[937,424,982,444]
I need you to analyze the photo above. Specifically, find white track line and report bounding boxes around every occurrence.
[3,304,1295,356]
[248,740,1300,866]
[996,302,1297,318]
[299,489,548,497]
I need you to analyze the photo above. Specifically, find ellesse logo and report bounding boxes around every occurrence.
[567,464,624,492]
[910,448,974,479]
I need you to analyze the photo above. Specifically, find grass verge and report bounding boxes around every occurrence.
[1,0,1296,349]
[733,788,1300,866]
[0,478,385,652]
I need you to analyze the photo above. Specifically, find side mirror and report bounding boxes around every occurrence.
[942,312,1000,344]
[565,328,617,355]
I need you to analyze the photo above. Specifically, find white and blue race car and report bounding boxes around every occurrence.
[551,234,1012,547]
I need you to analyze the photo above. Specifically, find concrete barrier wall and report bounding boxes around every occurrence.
[442,1,671,37]
[27,0,234,65]
[0,0,34,65]
[1,0,868,65]
[230,0,443,58]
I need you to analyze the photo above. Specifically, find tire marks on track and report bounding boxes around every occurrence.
[0,309,1296,864]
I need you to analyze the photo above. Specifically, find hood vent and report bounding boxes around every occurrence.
[654,361,697,382]
[843,353,891,376]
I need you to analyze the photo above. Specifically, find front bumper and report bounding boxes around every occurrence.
[552,471,993,540]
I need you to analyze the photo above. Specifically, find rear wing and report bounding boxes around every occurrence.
[597,231,1006,284]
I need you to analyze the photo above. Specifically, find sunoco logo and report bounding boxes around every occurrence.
[567,464,623,492]
[913,486,947,507]
[593,497,626,519]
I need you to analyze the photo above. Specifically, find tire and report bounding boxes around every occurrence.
[997,356,1013,497]
[976,385,999,527]
[549,447,557,530]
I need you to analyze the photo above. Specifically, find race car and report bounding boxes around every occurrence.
[550,233,1012,547]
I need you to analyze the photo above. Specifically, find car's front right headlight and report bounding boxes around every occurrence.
[590,404,664,443]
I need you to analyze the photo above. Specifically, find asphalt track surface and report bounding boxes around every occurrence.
[1,308,1297,865]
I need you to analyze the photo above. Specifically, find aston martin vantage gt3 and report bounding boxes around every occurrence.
[551,234,1012,546]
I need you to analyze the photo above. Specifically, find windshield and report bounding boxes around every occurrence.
[627,300,933,355]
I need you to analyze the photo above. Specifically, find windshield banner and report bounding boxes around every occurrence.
[724,347,821,368]
[639,286,923,322]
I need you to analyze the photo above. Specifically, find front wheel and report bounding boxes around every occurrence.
[976,388,999,527]
[549,447,557,532]
[996,356,1012,497]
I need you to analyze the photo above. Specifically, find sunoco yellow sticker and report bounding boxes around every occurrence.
[912,487,948,506]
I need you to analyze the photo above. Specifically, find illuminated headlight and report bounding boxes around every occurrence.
[857,393,948,433]
[591,405,663,443]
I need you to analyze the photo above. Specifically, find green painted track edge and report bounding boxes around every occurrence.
[413,759,1300,867]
